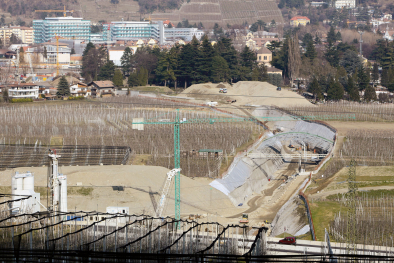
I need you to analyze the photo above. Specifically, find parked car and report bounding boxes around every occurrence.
[277,87,281,91]
[279,237,296,245]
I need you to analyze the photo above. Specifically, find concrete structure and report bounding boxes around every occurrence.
[33,17,91,44]
[256,46,272,66]
[11,171,41,214]
[109,46,130,66]
[1,83,39,99]
[290,16,310,27]
[335,0,356,9]
[25,43,71,66]
[0,26,34,44]
[310,1,325,7]
[88,81,115,98]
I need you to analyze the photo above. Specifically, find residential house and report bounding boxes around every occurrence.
[290,16,310,27]
[0,83,39,99]
[70,82,90,97]
[256,46,272,66]
[0,26,34,45]
[163,20,175,28]
[335,0,356,9]
[88,81,115,98]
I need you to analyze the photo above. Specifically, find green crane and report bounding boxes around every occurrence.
[133,109,355,224]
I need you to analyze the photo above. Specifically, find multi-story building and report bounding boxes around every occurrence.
[0,83,39,99]
[103,21,164,43]
[0,26,34,44]
[290,16,310,27]
[33,17,91,44]
[24,43,71,65]
[335,0,356,9]
[164,28,204,41]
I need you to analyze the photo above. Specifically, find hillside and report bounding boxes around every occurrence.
[1,0,282,27]
[151,0,284,28]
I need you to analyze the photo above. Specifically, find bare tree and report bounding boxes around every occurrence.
[287,33,301,88]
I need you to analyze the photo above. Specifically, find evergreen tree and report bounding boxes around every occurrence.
[371,63,379,83]
[347,76,360,101]
[128,72,139,87]
[98,60,115,80]
[388,67,394,92]
[121,47,133,76]
[177,38,200,88]
[216,38,239,82]
[196,36,214,83]
[113,69,123,87]
[177,22,182,28]
[83,42,95,56]
[19,47,24,64]
[308,77,321,100]
[211,56,230,83]
[155,49,177,87]
[71,48,75,55]
[56,76,70,97]
[336,31,342,41]
[381,68,389,88]
[364,86,377,102]
[327,78,344,101]
[305,40,316,63]
[43,46,47,59]
[137,67,148,86]
[357,65,370,91]
[240,46,256,70]
[327,27,337,45]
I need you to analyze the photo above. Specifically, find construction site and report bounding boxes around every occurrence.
[1,82,394,261]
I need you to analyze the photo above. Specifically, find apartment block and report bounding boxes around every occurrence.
[0,26,34,44]
[33,17,90,44]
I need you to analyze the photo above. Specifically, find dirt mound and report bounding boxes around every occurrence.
[179,81,312,107]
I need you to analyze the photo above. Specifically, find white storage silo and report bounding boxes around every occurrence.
[23,173,34,191]
[58,175,67,213]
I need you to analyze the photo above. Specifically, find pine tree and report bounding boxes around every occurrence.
[364,86,377,102]
[56,76,70,97]
[196,36,214,83]
[128,72,139,87]
[138,67,148,86]
[113,69,123,87]
[211,56,230,83]
[98,60,115,80]
[381,68,389,88]
[357,65,370,91]
[327,78,344,101]
[371,63,379,83]
[327,27,336,45]
[305,40,316,63]
[71,48,75,55]
[308,77,321,100]
[121,47,133,76]
[347,76,360,102]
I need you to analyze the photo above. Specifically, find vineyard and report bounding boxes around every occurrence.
[0,97,262,177]
[150,0,283,28]
[283,102,394,122]
[330,193,394,247]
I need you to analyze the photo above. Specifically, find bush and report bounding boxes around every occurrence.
[68,96,85,100]
[10,98,33,103]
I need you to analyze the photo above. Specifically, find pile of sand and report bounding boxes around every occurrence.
[179,81,312,107]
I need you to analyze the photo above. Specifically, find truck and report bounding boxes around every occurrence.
[219,88,227,93]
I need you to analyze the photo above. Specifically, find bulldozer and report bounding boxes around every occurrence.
[240,214,249,224]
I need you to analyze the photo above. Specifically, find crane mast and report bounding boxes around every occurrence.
[155,168,181,218]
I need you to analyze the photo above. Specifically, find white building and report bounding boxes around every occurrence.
[1,83,39,99]
[164,28,204,41]
[335,0,356,9]
[25,42,71,66]
[11,171,41,214]
[108,46,133,66]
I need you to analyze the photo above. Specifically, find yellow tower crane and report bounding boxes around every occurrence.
[35,6,74,17]
[54,34,64,76]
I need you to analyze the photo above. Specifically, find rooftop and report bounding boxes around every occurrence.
[290,16,310,21]
[89,81,115,88]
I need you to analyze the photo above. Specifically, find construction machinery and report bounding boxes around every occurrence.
[54,34,64,76]
[240,213,249,224]
[133,109,355,227]
[35,6,74,17]
[155,168,181,218]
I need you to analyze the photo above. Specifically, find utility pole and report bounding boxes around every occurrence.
[346,159,357,255]
[358,31,364,57]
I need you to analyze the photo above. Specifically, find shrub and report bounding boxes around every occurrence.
[68,96,85,100]
[10,98,33,103]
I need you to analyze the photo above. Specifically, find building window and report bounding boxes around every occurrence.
[259,56,261,61]
[264,56,267,60]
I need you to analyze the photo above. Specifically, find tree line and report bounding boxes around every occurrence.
[268,27,390,102]
[82,36,271,88]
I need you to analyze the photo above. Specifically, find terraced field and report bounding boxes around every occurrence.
[151,0,283,28]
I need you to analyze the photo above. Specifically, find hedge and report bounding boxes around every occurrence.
[10,98,33,103]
